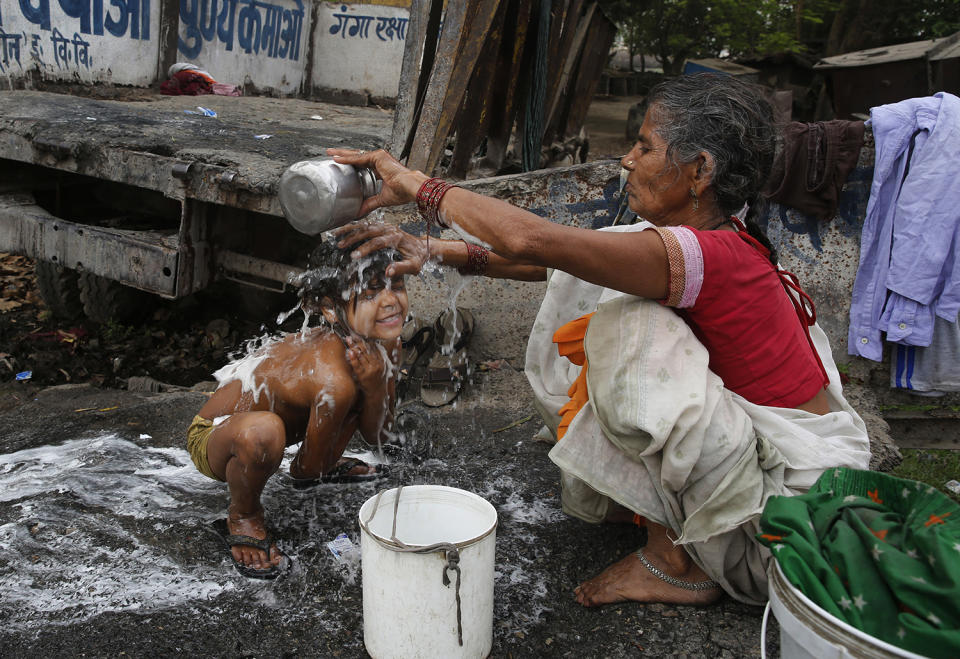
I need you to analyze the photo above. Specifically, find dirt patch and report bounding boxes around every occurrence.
[0,253,290,402]
[21,80,163,102]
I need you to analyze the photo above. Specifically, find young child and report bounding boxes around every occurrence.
[187,239,407,578]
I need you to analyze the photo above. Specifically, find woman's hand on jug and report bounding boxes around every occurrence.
[332,222,429,278]
[327,148,427,218]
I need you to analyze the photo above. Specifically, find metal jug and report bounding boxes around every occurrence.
[278,158,381,235]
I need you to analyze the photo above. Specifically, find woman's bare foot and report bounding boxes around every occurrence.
[227,513,283,570]
[574,550,721,607]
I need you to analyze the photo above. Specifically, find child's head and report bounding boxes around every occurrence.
[299,236,408,340]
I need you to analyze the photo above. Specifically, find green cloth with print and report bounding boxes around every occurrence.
[758,467,960,658]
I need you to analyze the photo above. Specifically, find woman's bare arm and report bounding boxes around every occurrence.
[332,223,546,281]
[328,149,669,299]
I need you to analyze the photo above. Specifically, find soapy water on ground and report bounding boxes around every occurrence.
[0,425,564,643]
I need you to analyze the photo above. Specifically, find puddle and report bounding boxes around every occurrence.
[0,435,234,629]
[0,429,563,640]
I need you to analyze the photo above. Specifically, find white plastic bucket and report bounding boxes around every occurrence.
[764,562,926,659]
[359,485,498,659]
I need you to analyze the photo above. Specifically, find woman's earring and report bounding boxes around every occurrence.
[689,188,699,212]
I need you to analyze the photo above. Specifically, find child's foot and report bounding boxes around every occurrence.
[226,514,284,571]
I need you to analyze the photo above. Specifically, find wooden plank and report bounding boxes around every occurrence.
[448,1,509,178]
[560,8,616,139]
[545,0,577,99]
[476,0,534,175]
[545,1,596,132]
[389,0,443,157]
[407,0,503,175]
[404,1,471,171]
[887,417,960,450]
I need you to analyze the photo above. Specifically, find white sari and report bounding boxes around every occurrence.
[524,225,871,605]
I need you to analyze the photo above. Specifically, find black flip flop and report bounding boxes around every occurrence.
[397,321,437,401]
[211,519,290,580]
[421,308,474,407]
[290,457,388,489]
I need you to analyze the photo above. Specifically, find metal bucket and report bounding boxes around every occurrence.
[358,485,497,659]
[764,562,926,659]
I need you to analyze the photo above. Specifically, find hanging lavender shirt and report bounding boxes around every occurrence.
[848,92,960,361]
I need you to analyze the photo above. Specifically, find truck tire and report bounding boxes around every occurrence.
[35,261,84,320]
[78,272,155,324]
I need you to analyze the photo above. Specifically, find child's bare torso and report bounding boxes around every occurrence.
[198,329,361,445]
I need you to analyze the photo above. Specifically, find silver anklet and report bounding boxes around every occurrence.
[635,549,719,592]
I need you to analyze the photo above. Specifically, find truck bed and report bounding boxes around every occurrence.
[0,91,392,216]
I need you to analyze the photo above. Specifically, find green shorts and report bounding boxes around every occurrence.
[186,415,225,481]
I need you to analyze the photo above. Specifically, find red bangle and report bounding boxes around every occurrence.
[458,241,490,276]
[416,177,457,229]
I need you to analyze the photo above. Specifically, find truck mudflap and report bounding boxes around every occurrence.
[0,192,180,297]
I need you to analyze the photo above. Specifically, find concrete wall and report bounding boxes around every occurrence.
[177,0,309,94]
[0,0,161,85]
[1,0,409,102]
[310,2,407,102]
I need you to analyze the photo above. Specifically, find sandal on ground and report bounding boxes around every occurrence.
[421,308,474,407]
[290,456,388,489]
[211,518,290,580]
[397,317,437,401]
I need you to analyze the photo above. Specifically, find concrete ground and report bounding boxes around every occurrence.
[0,368,779,658]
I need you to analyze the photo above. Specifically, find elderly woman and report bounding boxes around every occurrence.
[329,74,871,607]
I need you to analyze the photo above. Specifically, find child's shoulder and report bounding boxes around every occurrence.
[274,329,355,383]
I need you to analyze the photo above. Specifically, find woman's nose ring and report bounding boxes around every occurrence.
[625,159,635,166]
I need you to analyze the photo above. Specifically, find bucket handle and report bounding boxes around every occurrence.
[760,601,771,659]
[363,486,465,647]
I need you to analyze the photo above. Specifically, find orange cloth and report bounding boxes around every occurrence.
[553,311,647,528]
[553,313,593,440]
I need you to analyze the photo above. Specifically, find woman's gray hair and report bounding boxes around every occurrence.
[645,73,776,217]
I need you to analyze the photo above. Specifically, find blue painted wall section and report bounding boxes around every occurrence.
[528,177,622,228]
[760,163,872,265]
[178,0,304,60]
[15,0,150,38]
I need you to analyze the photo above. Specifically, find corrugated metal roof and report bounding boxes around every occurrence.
[930,38,960,61]
[683,58,760,76]
[814,37,952,69]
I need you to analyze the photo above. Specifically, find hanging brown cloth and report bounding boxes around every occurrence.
[763,120,865,221]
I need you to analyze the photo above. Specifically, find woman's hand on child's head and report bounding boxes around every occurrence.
[344,335,386,392]
[332,222,428,277]
[326,148,427,218]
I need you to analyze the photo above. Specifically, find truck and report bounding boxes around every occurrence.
[0,0,617,325]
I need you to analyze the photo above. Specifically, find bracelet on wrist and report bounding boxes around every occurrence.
[457,240,490,277]
[415,177,458,230]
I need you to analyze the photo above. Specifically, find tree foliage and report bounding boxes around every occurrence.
[598,0,960,73]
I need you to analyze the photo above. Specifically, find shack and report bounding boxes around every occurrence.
[814,31,960,118]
